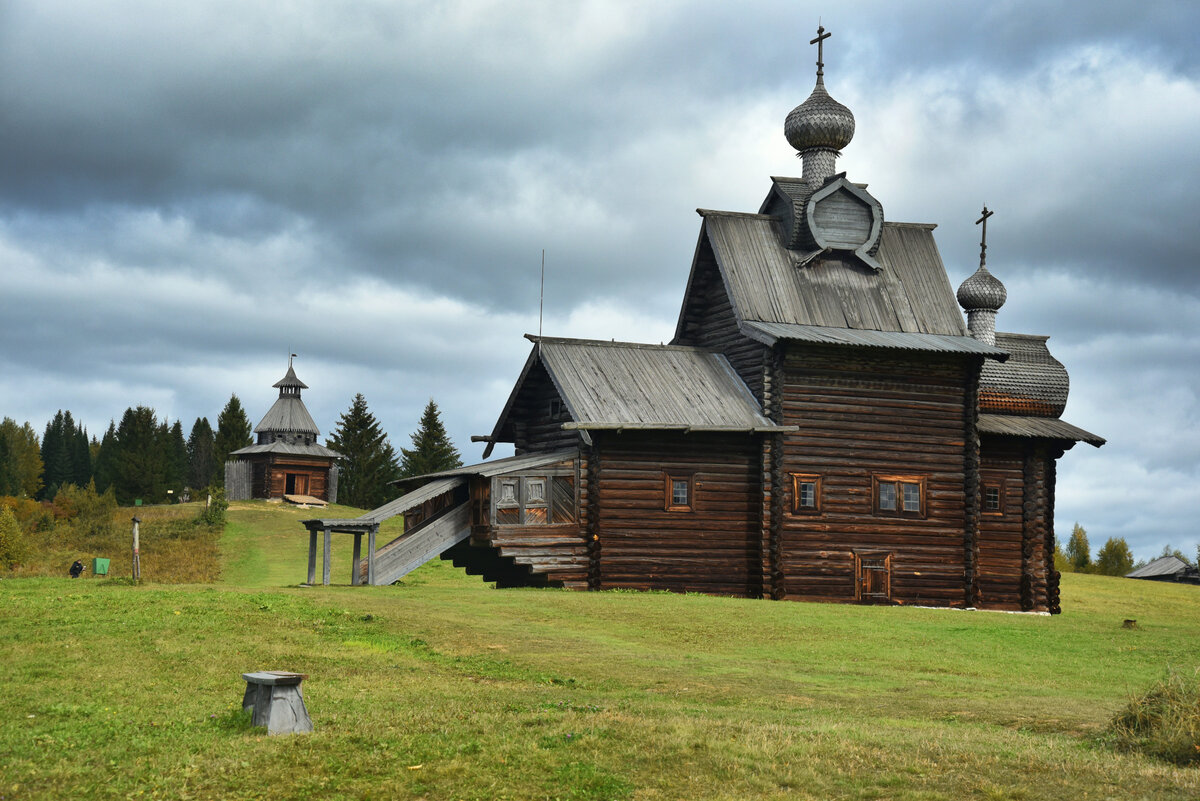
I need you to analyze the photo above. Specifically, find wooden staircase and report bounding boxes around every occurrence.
[358,501,472,586]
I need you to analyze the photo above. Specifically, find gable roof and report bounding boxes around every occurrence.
[1126,555,1196,579]
[484,336,792,455]
[697,210,969,336]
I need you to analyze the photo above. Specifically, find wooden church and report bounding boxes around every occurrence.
[226,360,342,503]
[309,28,1101,612]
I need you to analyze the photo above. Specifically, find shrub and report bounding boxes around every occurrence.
[53,481,118,538]
[197,488,229,527]
[1107,667,1200,765]
[0,506,25,569]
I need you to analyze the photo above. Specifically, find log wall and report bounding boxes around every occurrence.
[673,237,768,400]
[978,439,1028,610]
[777,346,973,607]
[509,361,583,454]
[591,431,762,596]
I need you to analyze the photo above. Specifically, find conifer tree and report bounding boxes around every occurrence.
[92,422,118,494]
[326,394,401,509]
[112,406,167,505]
[399,398,462,480]
[186,417,216,490]
[212,394,253,488]
[0,418,43,498]
[162,419,187,497]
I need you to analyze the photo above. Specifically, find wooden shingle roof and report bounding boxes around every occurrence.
[253,395,320,435]
[980,333,1070,417]
[700,212,968,335]
[485,337,792,454]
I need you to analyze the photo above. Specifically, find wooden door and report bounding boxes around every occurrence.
[286,474,309,495]
[855,552,891,604]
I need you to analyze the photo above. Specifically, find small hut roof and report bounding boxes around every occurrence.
[1126,555,1193,579]
[273,365,308,390]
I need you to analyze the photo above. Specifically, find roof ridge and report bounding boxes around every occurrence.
[696,209,780,220]
[524,334,719,354]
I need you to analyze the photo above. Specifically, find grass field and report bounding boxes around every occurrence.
[1,501,1198,800]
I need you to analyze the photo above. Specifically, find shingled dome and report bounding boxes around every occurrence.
[784,78,855,155]
[957,264,1008,311]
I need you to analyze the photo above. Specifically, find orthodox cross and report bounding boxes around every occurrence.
[975,205,994,268]
[810,24,831,78]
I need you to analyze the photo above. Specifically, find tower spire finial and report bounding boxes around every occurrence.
[975,205,994,269]
[810,23,831,80]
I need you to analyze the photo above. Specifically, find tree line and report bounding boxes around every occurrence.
[1056,523,1199,576]
[0,394,460,511]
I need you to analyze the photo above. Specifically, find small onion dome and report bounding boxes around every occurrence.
[784,79,855,154]
[957,265,1008,311]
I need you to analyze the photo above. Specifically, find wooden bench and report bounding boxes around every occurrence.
[241,671,313,734]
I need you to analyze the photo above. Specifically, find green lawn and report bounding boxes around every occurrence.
[1,502,1197,800]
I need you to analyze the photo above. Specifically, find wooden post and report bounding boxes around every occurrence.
[131,516,141,581]
[367,525,377,586]
[322,527,331,586]
[307,529,317,585]
[351,533,362,586]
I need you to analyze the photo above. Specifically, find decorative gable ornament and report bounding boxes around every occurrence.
[802,175,883,270]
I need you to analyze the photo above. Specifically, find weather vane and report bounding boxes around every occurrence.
[976,206,994,268]
[811,23,831,78]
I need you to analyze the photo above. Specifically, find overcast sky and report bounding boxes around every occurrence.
[2,1,1197,563]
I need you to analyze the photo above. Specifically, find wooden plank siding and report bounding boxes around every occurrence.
[591,432,763,596]
[776,346,974,606]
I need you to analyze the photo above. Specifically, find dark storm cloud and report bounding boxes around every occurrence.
[0,0,1197,560]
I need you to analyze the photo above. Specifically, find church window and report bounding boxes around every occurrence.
[874,475,925,517]
[790,473,822,514]
[665,473,694,511]
[984,483,1003,514]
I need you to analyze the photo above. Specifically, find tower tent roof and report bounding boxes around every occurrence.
[254,395,320,435]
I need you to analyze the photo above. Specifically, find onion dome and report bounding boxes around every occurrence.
[784,78,856,154]
[956,264,1008,311]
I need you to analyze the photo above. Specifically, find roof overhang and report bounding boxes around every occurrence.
[978,414,1105,447]
[740,321,1009,360]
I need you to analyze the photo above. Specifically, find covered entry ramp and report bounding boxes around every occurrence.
[300,477,468,586]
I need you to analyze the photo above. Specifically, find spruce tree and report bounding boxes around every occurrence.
[0,418,40,496]
[39,411,70,498]
[399,398,462,479]
[212,394,253,488]
[113,406,167,505]
[92,422,118,494]
[186,417,216,490]
[325,394,401,509]
[162,419,188,498]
